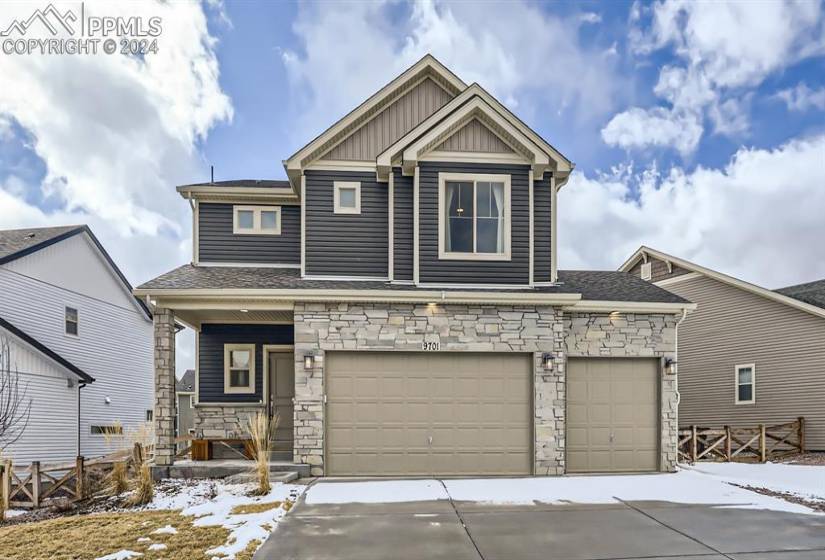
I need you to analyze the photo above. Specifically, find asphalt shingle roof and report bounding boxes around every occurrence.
[137,265,689,304]
[176,369,195,392]
[775,279,825,310]
[0,225,84,262]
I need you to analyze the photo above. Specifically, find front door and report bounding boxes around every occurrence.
[268,352,294,461]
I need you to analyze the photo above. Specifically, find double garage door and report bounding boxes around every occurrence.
[325,352,659,476]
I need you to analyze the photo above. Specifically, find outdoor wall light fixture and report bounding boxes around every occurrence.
[665,358,677,375]
[542,352,555,370]
[104,396,112,404]
[304,354,315,370]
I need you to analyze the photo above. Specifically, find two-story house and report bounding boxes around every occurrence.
[137,56,695,477]
[0,225,154,464]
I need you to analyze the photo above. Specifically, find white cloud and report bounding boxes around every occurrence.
[609,0,825,155]
[0,1,231,374]
[579,12,602,24]
[281,0,623,145]
[777,82,825,112]
[601,107,703,155]
[560,133,825,288]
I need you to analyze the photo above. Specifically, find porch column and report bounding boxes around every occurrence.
[153,307,176,466]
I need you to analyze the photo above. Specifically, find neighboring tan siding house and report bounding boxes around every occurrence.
[621,247,825,450]
[0,225,154,464]
[139,55,696,478]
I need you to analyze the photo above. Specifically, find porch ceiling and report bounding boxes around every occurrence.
[174,308,293,329]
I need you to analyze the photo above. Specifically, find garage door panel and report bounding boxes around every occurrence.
[567,358,659,473]
[327,352,532,476]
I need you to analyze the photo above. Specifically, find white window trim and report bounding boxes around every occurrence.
[640,262,652,281]
[224,344,256,394]
[734,363,756,405]
[233,205,282,235]
[333,181,361,214]
[437,172,511,261]
[65,306,79,338]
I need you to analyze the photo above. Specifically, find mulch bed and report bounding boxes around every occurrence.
[731,483,825,513]
[778,452,825,466]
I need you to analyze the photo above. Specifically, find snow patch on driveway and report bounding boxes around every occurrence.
[305,466,824,514]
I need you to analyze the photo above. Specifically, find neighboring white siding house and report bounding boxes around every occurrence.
[0,226,153,464]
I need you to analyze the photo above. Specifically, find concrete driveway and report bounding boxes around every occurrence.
[256,484,825,560]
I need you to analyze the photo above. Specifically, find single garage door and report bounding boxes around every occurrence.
[326,352,532,476]
[567,358,659,473]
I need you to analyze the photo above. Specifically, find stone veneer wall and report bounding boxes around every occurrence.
[192,406,262,440]
[293,302,566,476]
[153,308,176,467]
[563,312,679,472]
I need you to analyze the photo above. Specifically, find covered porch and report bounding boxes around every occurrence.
[148,296,307,473]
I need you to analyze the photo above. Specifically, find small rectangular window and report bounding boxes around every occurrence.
[334,181,361,214]
[91,425,123,435]
[146,410,153,421]
[640,262,652,281]
[735,364,755,404]
[233,206,281,235]
[224,344,256,394]
[65,307,79,336]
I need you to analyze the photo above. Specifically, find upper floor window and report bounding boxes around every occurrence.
[334,181,361,214]
[65,306,79,336]
[735,363,755,404]
[224,344,256,394]
[438,173,511,261]
[233,206,281,235]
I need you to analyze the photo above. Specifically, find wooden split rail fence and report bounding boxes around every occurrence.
[0,443,147,509]
[678,417,805,463]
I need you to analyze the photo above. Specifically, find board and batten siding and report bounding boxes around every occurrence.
[198,203,300,265]
[418,162,531,284]
[667,274,825,450]
[533,175,552,283]
[0,328,80,464]
[433,118,516,154]
[320,77,453,161]
[0,233,153,461]
[393,169,414,282]
[304,170,388,278]
[197,323,293,404]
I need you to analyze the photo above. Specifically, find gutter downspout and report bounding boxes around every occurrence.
[673,308,689,407]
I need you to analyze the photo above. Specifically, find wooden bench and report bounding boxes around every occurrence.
[190,438,254,461]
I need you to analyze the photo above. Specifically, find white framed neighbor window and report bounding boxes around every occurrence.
[65,306,79,336]
[233,206,281,235]
[640,262,652,281]
[438,172,511,261]
[735,363,756,404]
[224,344,256,394]
[334,181,361,214]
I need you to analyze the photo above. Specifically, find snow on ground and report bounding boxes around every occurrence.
[94,551,142,560]
[146,479,304,559]
[687,462,825,501]
[3,509,25,518]
[305,465,825,515]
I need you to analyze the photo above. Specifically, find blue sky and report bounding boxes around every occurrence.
[1,0,824,372]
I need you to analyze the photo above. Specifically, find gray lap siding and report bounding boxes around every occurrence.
[393,169,414,281]
[305,170,388,278]
[533,175,552,283]
[418,162,531,284]
[198,203,300,265]
[198,323,294,403]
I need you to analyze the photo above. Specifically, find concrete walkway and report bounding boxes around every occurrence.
[255,491,825,560]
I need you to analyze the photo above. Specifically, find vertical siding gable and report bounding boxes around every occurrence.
[434,118,516,153]
[320,78,454,161]
[418,161,531,284]
[198,203,301,265]
[668,274,825,449]
[198,323,294,403]
[533,175,552,283]
[393,169,414,281]
[304,170,389,277]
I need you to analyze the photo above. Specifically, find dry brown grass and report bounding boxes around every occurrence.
[107,461,129,495]
[245,411,279,496]
[230,501,282,515]
[235,538,263,560]
[0,510,229,560]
